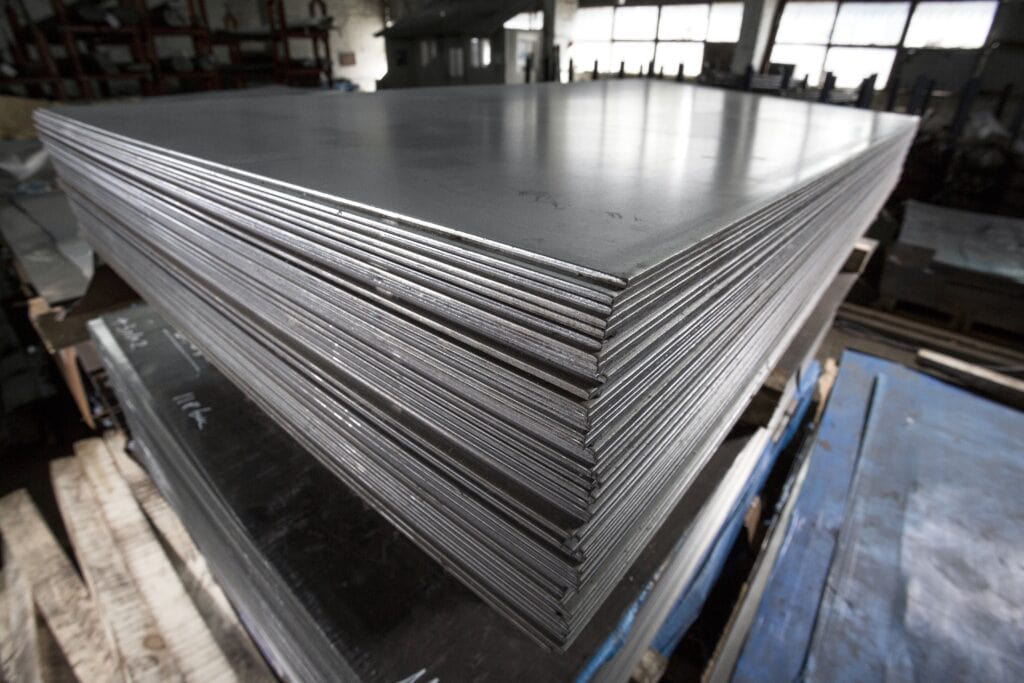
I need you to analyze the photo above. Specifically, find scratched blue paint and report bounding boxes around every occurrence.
[732,350,1024,682]
[732,352,885,683]
[650,362,823,657]
[576,363,822,682]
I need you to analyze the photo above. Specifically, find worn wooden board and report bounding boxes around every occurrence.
[0,490,121,682]
[51,456,180,682]
[916,348,1024,410]
[72,438,239,682]
[1,543,43,683]
[104,432,273,683]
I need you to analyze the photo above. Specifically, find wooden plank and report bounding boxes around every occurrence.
[35,616,78,683]
[0,490,122,683]
[74,438,241,683]
[838,303,1024,368]
[916,349,1024,410]
[51,456,180,682]
[104,433,274,682]
[1,542,43,683]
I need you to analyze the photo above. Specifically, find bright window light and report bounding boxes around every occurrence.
[611,41,657,74]
[707,2,744,42]
[613,6,660,41]
[503,11,543,31]
[469,38,492,68]
[658,4,709,41]
[654,41,705,77]
[824,46,897,88]
[830,2,910,46]
[903,1,997,49]
[569,40,613,73]
[769,43,827,85]
[574,7,615,41]
[775,1,838,44]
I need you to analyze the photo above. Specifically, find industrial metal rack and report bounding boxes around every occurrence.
[1,0,332,99]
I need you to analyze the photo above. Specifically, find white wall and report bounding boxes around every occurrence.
[280,0,387,91]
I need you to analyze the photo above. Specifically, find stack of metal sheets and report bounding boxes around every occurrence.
[88,304,755,681]
[38,81,917,648]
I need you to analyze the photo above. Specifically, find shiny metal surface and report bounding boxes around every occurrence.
[38,83,919,650]
[49,81,912,279]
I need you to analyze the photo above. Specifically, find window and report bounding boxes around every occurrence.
[613,6,660,40]
[419,40,438,66]
[769,0,996,90]
[574,6,615,41]
[470,38,492,68]
[903,1,998,49]
[770,1,913,89]
[658,5,709,41]
[774,1,838,44]
[769,43,828,85]
[504,11,544,31]
[569,3,744,78]
[447,46,464,79]
[830,2,910,46]
[654,41,706,78]
[707,3,744,42]
[824,46,897,88]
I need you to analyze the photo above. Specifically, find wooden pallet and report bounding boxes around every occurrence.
[0,432,275,682]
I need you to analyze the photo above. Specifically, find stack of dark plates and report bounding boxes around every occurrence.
[39,82,917,649]
[90,304,755,681]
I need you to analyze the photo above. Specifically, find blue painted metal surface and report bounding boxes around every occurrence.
[650,362,822,658]
[732,350,1024,682]
[576,362,822,682]
[732,352,883,683]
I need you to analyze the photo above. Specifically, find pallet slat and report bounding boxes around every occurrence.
[104,432,274,682]
[0,490,121,682]
[1,543,44,683]
[72,438,240,683]
[51,456,181,682]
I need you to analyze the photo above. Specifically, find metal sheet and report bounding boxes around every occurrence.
[43,82,913,280]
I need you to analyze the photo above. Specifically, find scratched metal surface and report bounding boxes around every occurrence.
[43,81,914,279]
[733,351,1024,683]
[88,305,749,683]
[804,354,1024,682]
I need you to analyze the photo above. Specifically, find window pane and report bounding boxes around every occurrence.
[611,41,656,74]
[613,6,659,41]
[574,7,614,41]
[830,2,909,46]
[903,1,997,48]
[569,40,613,73]
[447,46,464,78]
[469,38,492,68]
[768,43,827,85]
[824,46,897,88]
[658,4,709,41]
[654,41,705,77]
[707,2,744,42]
[775,1,838,44]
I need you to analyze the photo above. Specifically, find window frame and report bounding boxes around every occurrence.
[767,0,998,90]
[571,2,746,78]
